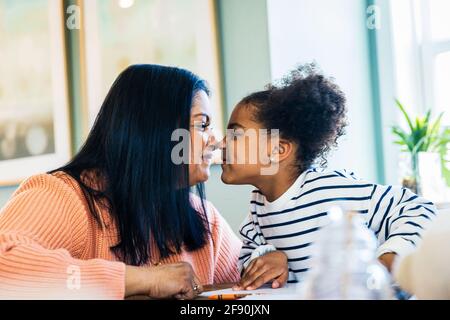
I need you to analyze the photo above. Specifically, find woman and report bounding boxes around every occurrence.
[0,64,242,299]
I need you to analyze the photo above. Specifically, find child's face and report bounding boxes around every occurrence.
[221,103,277,185]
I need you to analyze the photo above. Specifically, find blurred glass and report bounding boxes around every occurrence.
[303,207,393,300]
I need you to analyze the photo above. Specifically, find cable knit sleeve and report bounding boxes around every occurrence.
[0,174,125,300]
[207,202,242,284]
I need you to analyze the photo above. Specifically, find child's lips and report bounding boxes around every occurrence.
[221,150,227,164]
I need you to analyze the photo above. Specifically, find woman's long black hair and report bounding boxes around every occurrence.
[51,64,210,266]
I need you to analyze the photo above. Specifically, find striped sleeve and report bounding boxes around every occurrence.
[366,184,437,257]
[237,213,301,283]
[237,212,265,273]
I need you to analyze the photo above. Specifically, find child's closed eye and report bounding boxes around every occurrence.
[228,129,245,140]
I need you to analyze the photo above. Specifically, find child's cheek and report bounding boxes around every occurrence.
[228,140,239,164]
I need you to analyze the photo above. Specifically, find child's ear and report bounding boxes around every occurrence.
[271,140,294,163]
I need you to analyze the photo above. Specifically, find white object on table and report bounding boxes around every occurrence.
[200,283,305,300]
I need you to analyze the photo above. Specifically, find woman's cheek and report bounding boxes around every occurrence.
[189,163,203,185]
[196,162,211,182]
[189,131,203,165]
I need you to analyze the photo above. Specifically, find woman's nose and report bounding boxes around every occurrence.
[209,128,218,144]
[207,136,225,152]
[204,129,217,150]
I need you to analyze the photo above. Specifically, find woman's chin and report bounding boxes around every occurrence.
[198,165,211,182]
[189,163,211,186]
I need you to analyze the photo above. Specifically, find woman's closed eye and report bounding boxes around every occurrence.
[192,120,212,132]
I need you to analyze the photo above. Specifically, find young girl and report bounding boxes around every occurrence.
[220,64,437,291]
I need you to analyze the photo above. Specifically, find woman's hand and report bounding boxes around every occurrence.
[233,251,289,291]
[125,262,203,299]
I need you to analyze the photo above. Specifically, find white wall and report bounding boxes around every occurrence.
[0,187,14,208]
[266,0,378,181]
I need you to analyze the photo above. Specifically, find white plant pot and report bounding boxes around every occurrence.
[417,152,448,202]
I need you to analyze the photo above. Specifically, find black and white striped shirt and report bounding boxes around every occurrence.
[238,169,437,283]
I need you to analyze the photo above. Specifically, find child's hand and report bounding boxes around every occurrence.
[233,251,289,291]
[378,253,397,272]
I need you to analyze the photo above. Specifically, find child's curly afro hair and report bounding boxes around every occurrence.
[240,63,348,173]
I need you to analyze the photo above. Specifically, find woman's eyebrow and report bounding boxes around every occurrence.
[192,113,210,120]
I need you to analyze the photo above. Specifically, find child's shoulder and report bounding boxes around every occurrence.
[306,168,359,178]
[301,168,368,187]
[250,168,369,201]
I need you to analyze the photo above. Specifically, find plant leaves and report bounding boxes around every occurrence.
[395,99,414,133]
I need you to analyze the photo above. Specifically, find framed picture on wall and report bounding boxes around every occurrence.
[80,0,225,136]
[0,0,72,185]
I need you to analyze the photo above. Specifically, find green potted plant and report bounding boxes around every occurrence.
[392,99,449,194]
[441,128,450,186]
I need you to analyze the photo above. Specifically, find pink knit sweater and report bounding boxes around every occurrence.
[0,172,242,299]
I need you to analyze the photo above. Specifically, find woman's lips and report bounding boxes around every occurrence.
[202,152,214,162]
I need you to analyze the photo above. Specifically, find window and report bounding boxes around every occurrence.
[428,0,450,41]
[434,51,450,121]
[390,0,450,125]
[0,0,71,184]
[81,0,224,133]
[416,0,450,124]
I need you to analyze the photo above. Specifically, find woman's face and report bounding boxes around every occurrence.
[188,90,217,186]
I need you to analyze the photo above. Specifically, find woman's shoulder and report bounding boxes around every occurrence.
[16,171,80,194]
[0,172,98,259]
[13,171,89,211]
